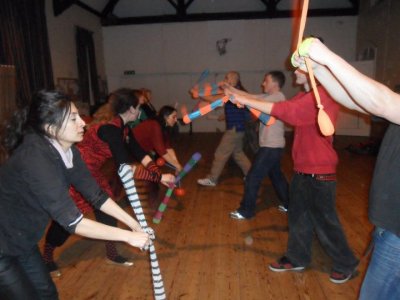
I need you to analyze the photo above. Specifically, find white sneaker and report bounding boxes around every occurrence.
[197,178,216,187]
[229,211,246,220]
[278,205,288,213]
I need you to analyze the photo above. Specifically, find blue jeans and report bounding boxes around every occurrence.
[0,246,58,300]
[237,147,289,218]
[286,173,359,273]
[359,228,400,300]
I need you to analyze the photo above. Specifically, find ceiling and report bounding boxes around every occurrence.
[54,0,359,26]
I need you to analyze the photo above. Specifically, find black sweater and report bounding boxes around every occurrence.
[0,133,108,256]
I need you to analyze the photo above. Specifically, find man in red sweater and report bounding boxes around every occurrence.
[225,69,358,284]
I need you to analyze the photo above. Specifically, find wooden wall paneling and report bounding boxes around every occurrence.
[0,65,16,164]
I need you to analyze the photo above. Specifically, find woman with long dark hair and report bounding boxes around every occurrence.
[0,90,150,299]
[132,105,182,172]
[41,88,175,275]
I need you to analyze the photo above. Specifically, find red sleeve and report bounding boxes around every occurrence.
[271,86,338,127]
[164,133,171,149]
[133,120,168,156]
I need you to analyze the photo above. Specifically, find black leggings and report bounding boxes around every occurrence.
[0,246,58,300]
[45,210,118,247]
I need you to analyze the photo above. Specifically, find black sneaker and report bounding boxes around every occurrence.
[106,255,134,267]
[45,261,61,277]
[269,256,305,272]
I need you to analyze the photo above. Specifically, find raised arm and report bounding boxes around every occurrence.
[298,38,400,124]
[312,65,367,114]
[196,94,222,103]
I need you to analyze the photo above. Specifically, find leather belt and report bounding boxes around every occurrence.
[296,172,336,181]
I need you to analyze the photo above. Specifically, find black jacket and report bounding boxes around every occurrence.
[0,132,108,256]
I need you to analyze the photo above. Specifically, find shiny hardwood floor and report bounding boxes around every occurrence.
[46,132,377,300]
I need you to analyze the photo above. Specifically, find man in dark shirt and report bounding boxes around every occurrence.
[294,37,400,300]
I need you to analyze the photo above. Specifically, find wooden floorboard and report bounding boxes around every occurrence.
[44,132,375,300]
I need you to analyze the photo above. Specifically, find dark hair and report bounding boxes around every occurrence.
[268,71,286,88]
[235,80,247,92]
[227,71,247,92]
[156,105,177,128]
[109,88,139,114]
[2,90,72,152]
[309,35,324,43]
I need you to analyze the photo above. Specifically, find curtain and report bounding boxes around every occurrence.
[0,65,16,164]
[0,65,17,120]
[76,26,100,105]
[0,0,54,107]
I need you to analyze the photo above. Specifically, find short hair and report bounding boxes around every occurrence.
[268,71,286,88]
[309,35,324,43]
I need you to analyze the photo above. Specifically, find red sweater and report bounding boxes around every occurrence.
[271,86,339,174]
[132,119,170,156]
[71,116,128,212]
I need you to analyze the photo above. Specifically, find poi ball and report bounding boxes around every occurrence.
[156,157,165,167]
[244,235,253,246]
[174,188,185,197]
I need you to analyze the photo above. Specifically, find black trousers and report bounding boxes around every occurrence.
[0,246,58,300]
[286,173,359,273]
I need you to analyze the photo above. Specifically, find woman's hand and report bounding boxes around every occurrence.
[129,220,144,232]
[175,164,183,174]
[126,231,151,249]
[161,173,176,187]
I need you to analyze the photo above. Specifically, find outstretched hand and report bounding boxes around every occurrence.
[140,227,155,251]
[291,53,320,73]
[175,164,183,174]
[130,221,144,232]
[292,38,331,69]
[126,231,151,249]
[222,83,245,108]
[161,173,176,188]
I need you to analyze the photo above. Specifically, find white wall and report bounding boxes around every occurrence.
[357,0,400,89]
[45,0,105,86]
[102,16,359,133]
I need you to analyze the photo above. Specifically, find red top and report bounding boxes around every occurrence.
[132,119,170,156]
[271,86,339,174]
[70,116,128,212]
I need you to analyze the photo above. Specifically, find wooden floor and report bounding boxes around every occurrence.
[46,132,377,300]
